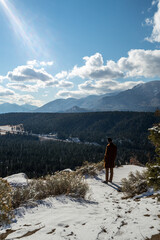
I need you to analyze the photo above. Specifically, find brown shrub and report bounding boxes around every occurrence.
[0,178,14,225]
[12,171,89,208]
[121,170,148,198]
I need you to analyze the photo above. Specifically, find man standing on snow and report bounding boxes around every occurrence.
[104,138,117,183]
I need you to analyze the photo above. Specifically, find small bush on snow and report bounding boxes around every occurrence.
[121,170,148,198]
[12,160,104,208]
[12,171,89,208]
[76,160,104,176]
[0,178,14,225]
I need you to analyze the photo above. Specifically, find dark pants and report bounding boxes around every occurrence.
[105,168,113,182]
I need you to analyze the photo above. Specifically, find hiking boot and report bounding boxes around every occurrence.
[103,180,108,184]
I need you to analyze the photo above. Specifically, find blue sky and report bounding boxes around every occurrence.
[0,0,160,106]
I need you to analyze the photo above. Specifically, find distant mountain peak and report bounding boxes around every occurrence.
[65,106,88,113]
[0,103,38,113]
[34,80,160,113]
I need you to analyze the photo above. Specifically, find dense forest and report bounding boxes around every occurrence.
[0,134,104,178]
[0,111,159,178]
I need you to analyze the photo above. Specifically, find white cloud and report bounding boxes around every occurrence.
[145,18,153,26]
[27,60,38,66]
[0,86,42,106]
[117,49,160,78]
[0,76,5,83]
[57,79,144,99]
[69,53,124,80]
[6,82,45,92]
[2,63,74,94]
[55,49,160,98]
[27,60,54,67]
[7,65,55,82]
[55,71,68,79]
[152,0,158,6]
[40,61,54,66]
[145,0,160,42]
[56,90,88,99]
[59,80,74,88]
[79,79,144,95]
[67,50,160,81]
[0,86,15,96]
[14,94,43,106]
[0,90,43,106]
[2,47,160,104]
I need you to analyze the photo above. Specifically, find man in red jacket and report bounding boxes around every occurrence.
[104,138,117,183]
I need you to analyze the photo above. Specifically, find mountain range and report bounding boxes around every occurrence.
[36,80,160,112]
[0,103,37,113]
[1,80,160,113]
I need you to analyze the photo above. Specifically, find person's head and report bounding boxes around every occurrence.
[108,138,112,143]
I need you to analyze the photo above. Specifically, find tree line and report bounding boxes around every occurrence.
[0,111,159,178]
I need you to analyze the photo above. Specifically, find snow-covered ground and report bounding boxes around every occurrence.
[4,173,29,187]
[0,125,12,131]
[0,125,12,135]
[0,125,24,135]
[1,165,160,240]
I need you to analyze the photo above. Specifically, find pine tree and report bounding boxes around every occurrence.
[147,123,160,190]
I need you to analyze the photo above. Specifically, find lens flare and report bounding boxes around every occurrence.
[0,0,46,56]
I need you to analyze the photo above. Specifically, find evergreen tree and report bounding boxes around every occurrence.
[147,123,160,190]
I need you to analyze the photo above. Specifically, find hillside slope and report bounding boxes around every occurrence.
[35,81,160,112]
[1,165,159,240]
[0,103,37,113]
[95,80,160,111]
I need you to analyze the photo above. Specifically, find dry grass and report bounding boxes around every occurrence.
[12,171,89,208]
[12,161,104,209]
[3,160,104,222]
[0,178,14,225]
[76,160,104,177]
[121,170,148,198]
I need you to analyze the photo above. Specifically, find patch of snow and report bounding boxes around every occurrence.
[62,168,73,172]
[4,173,29,187]
[1,165,160,240]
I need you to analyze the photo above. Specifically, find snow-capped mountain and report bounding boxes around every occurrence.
[35,81,160,112]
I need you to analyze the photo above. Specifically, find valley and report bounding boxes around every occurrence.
[0,111,159,178]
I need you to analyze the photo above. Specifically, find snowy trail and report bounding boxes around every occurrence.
[1,165,160,240]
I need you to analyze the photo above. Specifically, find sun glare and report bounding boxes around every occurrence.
[0,0,45,56]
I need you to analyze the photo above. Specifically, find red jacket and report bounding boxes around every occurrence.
[104,142,117,168]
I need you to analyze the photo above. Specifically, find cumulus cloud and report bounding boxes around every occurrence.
[15,94,43,106]
[55,71,68,79]
[152,0,159,6]
[145,18,153,26]
[59,80,74,88]
[56,90,88,99]
[117,49,160,78]
[27,60,38,66]
[2,47,160,104]
[40,61,53,66]
[67,50,160,81]
[79,79,144,95]
[55,49,160,98]
[2,63,74,94]
[0,90,43,106]
[27,60,54,67]
[69,53,124,80]
[0,76,5,83]
[7,65,55,83]
[145,0,160,42]
[6,82,45,92]
[57,79,144,99]
[0,86,14,96]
